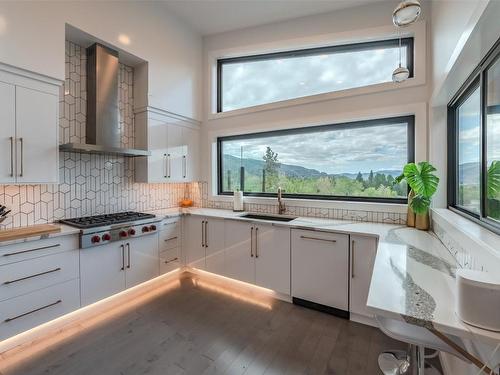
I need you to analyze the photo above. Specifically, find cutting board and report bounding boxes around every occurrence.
[0,224,61,242]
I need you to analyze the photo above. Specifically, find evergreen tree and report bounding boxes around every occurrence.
[262,147,280,191]
[355,172,364,184]
[368,170,374,187]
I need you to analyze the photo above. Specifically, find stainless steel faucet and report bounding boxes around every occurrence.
[277,187,286,215]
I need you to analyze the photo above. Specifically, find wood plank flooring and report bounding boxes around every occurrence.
[0,274,408,375]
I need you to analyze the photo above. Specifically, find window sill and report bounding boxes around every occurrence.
[210,194,407,213]
[208,77,425,121]
[432,208,500,260]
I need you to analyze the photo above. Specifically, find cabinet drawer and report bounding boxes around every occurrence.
[159,221,180,251]
[0,235,78,266]
[0,278,80,340]
[0,249,79,302]
[160,254,181,275]
[160,247,179,263]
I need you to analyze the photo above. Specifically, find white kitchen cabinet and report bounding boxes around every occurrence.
[0,81,16,183]
[135,108,200,183]
[291,229,349,314]
[80,233,160,306]
[184,215,224,272]
[184,215,206,269]
[224,220,290,294]
[254,224,290,295]
[224,220,254,284]
[349,234,378,319]
[80,242,126,306]
[0,67,59,184]
[15,86,58,184]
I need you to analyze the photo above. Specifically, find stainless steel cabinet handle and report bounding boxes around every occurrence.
[19,137,23,177]
[164,154,167,178]
[3,244,60,257]
[300,235,337,243]
[204,221,208,247]
[164,257,179,264]
[120,244,125,271]
[201,220,205,247]
[164,236,178,242]
[167,154,171,178]
[4,300,62,323]
[250,227,254,257]
[3,267,61,285]
[126,243,131,269]
[351,240,355,278]
[255,227,259,258]
[9,136,14,177]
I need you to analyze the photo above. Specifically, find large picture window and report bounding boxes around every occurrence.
[217,38,414,112]
[217,116,415,203]
[448,39,500,232]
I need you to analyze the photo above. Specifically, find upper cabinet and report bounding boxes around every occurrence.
[135,108,200,183]
[0,65,60,184]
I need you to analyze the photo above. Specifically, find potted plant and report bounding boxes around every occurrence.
[394,162,440,230]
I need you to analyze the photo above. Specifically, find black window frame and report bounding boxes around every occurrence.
[216,37,414,113]
[448,37,500,234]
[217,115,415,204]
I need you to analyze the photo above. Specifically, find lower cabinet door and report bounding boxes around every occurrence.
[80,242,126,306]
[205,218,225,275]
[184,215,206,269]
[255,225,291,295]
[224,220,254,284]
[0,278,80,340]
[349,234,378,318]
[291,229,349,311]
[125,234,159,288]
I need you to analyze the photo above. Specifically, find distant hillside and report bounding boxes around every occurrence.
[223,155,402,179]
[459,162,480,185]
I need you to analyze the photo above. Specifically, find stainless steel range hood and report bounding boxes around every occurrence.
[59,43,150,157]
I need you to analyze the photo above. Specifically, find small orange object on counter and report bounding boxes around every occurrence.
[180,199,193,207]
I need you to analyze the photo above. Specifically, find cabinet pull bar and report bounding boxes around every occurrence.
[164,236,178,242]
[167,154,171,178]
[201,220,205,247]
[3,267,61,285]
[164,257,179,264]
[164,154,167,178]
[19,137,24,177]
[3,244,60,257]
[9,136,14,177]
[120,244,125,271]
[351,240,355,278]
[255,227,259,258]
[205,221,208,248]
[300,235,337,243]
[183,155,186,178]
[250,227,254,257]
[5,300,62,323]
[126,243,131,269]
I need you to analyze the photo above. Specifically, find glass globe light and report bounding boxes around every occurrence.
[393,0,421,27]
[392,66,410,83]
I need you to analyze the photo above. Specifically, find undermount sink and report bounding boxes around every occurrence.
[239,213,298,222]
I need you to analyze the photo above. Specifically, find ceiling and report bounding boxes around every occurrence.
[163,0,382,36]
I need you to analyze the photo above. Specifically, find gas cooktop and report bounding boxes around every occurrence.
[60,211,156,229]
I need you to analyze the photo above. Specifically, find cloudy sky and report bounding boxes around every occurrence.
[223,122,408,174]
[458,88,481,167]
[222,45,406,111]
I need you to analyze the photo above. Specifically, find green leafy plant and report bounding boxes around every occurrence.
[394,162,440,214]
[487,160,500,199]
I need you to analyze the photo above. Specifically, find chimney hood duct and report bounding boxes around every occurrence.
[59,43,150,157]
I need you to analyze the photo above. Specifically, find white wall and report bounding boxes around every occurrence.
[201,1,431,209]
[0,1,202,121]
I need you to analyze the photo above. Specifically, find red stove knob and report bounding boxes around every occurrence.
[128,228,136,236]
[119,230,128,238]
[142,226,150,233]
[102,233,111,241]
[91,235,101,244]
[149,224,157,231]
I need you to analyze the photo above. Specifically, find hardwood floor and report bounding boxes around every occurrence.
[0,273,408,375]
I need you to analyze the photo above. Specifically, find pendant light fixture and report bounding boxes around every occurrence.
[392,34,410,83]
[392,0,421,27]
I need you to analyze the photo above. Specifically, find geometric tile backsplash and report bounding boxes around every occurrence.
[0,41,190,229]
